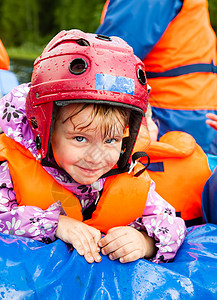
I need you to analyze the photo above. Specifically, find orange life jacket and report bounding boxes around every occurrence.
[0,133,150,233]
[0,40,10,71]
[144,0,217,111]
[134,127,211,225]
[100,0,109,24]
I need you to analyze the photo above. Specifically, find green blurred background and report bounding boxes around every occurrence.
[1,0,104,59]
[1,0,216,61]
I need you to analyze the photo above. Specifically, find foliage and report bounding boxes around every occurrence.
[208,0,217,34]
[1,0,40,46]
[0,0,104,49]
[54,0,104,33]
[0,0,216,59]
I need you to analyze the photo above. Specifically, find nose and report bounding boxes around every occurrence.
[84,143,104,164]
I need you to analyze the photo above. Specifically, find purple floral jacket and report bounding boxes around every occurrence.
[0,84,186,263]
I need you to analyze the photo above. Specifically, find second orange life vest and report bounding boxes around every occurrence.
[134,127,211,225]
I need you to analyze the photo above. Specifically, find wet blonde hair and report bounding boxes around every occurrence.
[55,103,130,138]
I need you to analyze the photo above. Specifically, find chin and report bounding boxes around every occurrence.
[75,176,99,185]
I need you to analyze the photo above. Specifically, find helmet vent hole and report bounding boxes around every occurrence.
[95,34,112,41]
[69,58,87,75]
[35,135,42,150]
[30,117,38,129]
[137,69,147,85]
[76,39,90,46]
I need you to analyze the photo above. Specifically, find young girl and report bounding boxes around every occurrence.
[0,29,186,264]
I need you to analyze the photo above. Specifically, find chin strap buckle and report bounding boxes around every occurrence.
[128,151,150,177]
[128,159,137,174]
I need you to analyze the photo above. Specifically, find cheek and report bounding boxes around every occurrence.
[105,145,122,166]
[51,144,62,167]
[51,129,60,151]
[51,134,67,166]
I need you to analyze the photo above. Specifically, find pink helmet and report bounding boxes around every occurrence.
[26,29,149,173]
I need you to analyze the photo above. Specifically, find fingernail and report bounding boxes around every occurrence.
[109,254,114,260]
[96,255,101,262]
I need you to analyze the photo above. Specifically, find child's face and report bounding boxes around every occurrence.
[51,104,125,185]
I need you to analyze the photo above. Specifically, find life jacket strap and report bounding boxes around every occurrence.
[146,61,217,78]
[131,151,150,177]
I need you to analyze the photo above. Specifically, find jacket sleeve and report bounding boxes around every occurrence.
[0,161,62,243]
[96,0,183,60]
[130,180,186,263]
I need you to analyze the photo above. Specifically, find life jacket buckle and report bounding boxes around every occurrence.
[128,159,137,174]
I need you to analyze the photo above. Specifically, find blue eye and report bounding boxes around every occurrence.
[75,136,86,142]
[105,138,116,144]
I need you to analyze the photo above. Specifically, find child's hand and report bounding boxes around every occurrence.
[99,226,156,263]
[206,113,217,131]
[55,215,102,263]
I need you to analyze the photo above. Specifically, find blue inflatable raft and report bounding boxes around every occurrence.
[0,223,217,299]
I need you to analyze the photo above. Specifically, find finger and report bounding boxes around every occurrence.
[92,229,101,246]
[101,235,130,256]
[82,230,102,263]
[118,250,141,263]
[206,117,217,126]
[70,231,88,257]
[206,120,217,130]
[206,118,216,125]
[89,234,102,260]
[108,242,136,261]
[92,231,102,262]
[65,228,95,263]
[99,227,125,248]
[81,233,97,263]
[206,113,217,120]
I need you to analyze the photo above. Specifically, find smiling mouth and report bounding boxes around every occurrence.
[77,165,102,174]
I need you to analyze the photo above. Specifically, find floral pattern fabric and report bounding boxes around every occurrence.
[0,83,186,263]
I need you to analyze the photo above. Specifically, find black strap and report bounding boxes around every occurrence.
[185,217,203,228]
[131,152,150,177]
[41,158,64,172]
[41,151,150,179]
[176,212,203,227]
[146,61,217,78]
[82,200,97,221]
[100,167,128,178]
